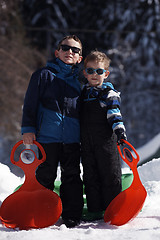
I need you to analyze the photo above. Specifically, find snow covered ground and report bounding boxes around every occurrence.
[137,133,160,165]
[0,156,160,240]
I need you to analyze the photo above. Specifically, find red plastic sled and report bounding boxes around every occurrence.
[104,140,147,226]
[0,140,62,230]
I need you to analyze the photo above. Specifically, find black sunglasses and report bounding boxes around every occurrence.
[60,44,81,54]
[85,68,107,75]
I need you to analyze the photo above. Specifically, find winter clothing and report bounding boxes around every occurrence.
[21,58,84,220]
[115,128,127,145]
[36,142,83,220]
[22,58,81,144]
[80,82,126,212]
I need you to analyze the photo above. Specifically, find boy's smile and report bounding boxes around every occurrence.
[83,61,109,87]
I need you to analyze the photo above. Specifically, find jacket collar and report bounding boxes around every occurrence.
[86,82,114,91]
[46,58,78,74]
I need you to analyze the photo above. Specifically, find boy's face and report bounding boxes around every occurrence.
[55,38,82,65]
[83,61,109,87]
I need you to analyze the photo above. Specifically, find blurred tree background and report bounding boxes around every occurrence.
[0,0,160,176]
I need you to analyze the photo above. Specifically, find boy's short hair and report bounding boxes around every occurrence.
[84,50,111,70]
[57,35,82,55]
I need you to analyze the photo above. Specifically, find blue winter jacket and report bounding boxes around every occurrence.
[21,58,81,143]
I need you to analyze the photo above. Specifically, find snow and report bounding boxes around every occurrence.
[137,133,160,164]
[1,156,160,239]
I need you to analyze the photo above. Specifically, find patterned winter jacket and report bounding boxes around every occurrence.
[80,82,126,140]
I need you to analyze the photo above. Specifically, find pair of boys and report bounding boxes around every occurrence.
[21,35,126,228]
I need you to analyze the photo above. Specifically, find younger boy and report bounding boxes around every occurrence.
[80,50,127,220]
[21,35,84,228]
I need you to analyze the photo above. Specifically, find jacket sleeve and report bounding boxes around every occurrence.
[21,69,42,134]
[106,90,126,133]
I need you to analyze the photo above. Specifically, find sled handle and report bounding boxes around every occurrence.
[117,140,139,166]
[10,140,46,165]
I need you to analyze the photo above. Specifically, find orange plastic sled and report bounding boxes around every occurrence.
[0,140,62,230]
[104,140,147,226]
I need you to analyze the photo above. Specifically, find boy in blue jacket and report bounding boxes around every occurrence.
[21,35,83,228]
[80,50,127,220]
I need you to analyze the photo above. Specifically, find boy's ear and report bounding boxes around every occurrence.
[55,50,59,58]
[105,71,110,78]
[83,69,87,78]
[77,56,83,64]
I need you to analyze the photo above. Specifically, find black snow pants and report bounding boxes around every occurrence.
[81,134,122,212]
[81,99,122,212]
[36,142,84,220]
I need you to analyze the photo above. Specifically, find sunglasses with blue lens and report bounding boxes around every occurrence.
[85,68,107,75]
[60,44,81,54]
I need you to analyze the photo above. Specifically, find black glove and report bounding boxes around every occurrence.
[115,129,127,145]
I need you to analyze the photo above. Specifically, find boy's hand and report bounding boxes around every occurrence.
[115,129,127,145]
[23,133,36,145]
